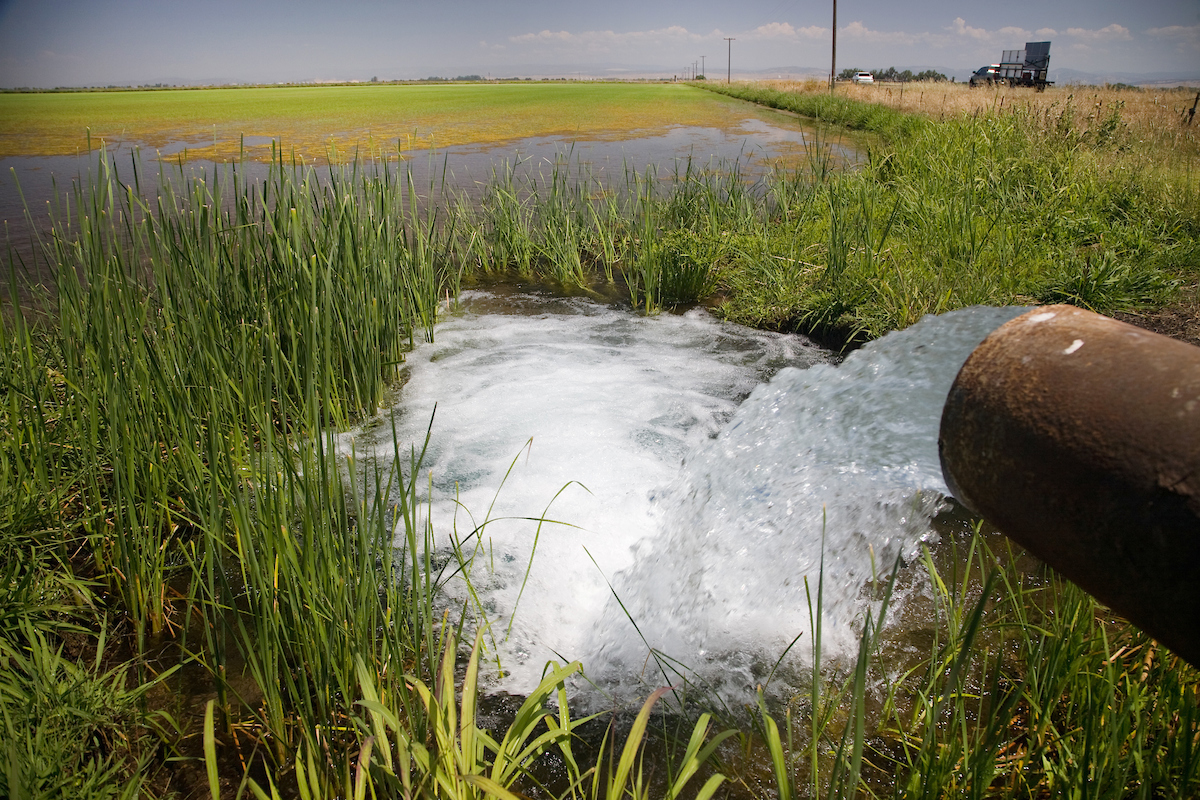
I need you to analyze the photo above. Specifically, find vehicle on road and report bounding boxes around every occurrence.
[969,41,1052,90]
[851,71,874,85]
[969,65,1001,87]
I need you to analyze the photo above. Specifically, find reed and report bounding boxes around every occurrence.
[1,143,463,793]
[697,82,926,143]
[700,87,1191,341]
[1,142,742,798]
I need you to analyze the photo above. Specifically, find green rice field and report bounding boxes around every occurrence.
[0,82,781,162]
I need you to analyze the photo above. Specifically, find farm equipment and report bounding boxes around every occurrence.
[969,41,1052,90]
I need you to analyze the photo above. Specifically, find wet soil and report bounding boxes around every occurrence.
[1112,283,1200,348]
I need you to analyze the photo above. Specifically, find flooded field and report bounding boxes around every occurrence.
[0,82,859,223]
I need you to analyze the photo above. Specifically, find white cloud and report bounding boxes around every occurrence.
[1146,23,1200,54]
[509,25,706,55]
[1147,24,1200,38]
[1036,28,1057,39]
[750,21,795,39]
[1147,24,1200,39]
[945,18,1042,46]
[949,17,991,41]
[997,26,1032,40]
[746,22,827,41]
[511,30,576,44]
[1064,24,1132,42]
[841,21,918,45]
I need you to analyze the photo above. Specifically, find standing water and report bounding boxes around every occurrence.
[340,294,1026,704]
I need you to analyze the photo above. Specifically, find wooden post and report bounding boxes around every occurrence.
[830,0,837,92]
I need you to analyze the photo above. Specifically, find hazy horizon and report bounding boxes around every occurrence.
[1,0,1197,88]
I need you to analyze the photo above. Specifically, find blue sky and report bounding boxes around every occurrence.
[1,0,1197,87]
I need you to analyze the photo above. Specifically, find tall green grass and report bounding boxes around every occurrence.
[0,144,744,798]
[718,527,1200,799]
[696,83,926,143]
[2,145,465,794]
[446,90,1192,342]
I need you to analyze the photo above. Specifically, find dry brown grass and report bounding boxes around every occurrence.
[760,79,1200,163]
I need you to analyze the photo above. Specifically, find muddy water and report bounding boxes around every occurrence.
[1,112,859,316]
[0,114,858,235]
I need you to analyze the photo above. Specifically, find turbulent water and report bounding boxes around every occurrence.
[340,293,1025,704]
[583,304,1027,704]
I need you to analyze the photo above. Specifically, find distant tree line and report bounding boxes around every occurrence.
[838,67,949,82]
[419,75,485,82]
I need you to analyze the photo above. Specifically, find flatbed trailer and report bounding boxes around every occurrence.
[974,41,1053,91]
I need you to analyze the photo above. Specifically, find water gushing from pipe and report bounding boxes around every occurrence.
[343,294,1024,704]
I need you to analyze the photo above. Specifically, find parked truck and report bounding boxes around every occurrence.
[969,41,1052,90]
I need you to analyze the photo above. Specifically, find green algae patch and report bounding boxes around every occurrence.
[0,82,773,162]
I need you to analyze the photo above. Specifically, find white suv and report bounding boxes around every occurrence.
[851,71,874,84]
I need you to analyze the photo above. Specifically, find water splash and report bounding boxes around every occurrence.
[580,305,1027,706]
[346,295,1024,705]
[340,289,825,691]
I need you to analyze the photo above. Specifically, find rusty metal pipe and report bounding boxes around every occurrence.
[939,304,1200,666]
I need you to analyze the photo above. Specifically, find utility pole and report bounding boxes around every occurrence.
[700,55,706,78]
[725,37,735,83]
[830,0,837,92]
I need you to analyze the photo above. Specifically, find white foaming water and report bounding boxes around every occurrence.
[340,290,826,692]
[581,304,1027,705]
[343,294,1025,704]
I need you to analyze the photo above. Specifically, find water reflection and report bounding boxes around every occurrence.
[1,115,859,236]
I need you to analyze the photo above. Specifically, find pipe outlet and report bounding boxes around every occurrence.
[939,304,1200,666]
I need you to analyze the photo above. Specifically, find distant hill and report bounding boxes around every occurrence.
[1049,68,1200,87]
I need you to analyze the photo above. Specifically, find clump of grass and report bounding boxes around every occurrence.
[709,98,1192,341]
[630,229,722,310]
[2,144,742,798]
[1037,250,1176,311]
[1,144,462,792]
[1,618,178,799]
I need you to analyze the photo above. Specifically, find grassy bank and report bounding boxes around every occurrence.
[694,82,925,143]
[3,85,1199,798]
[758,79,1200,166]
[446,82,1197,343]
